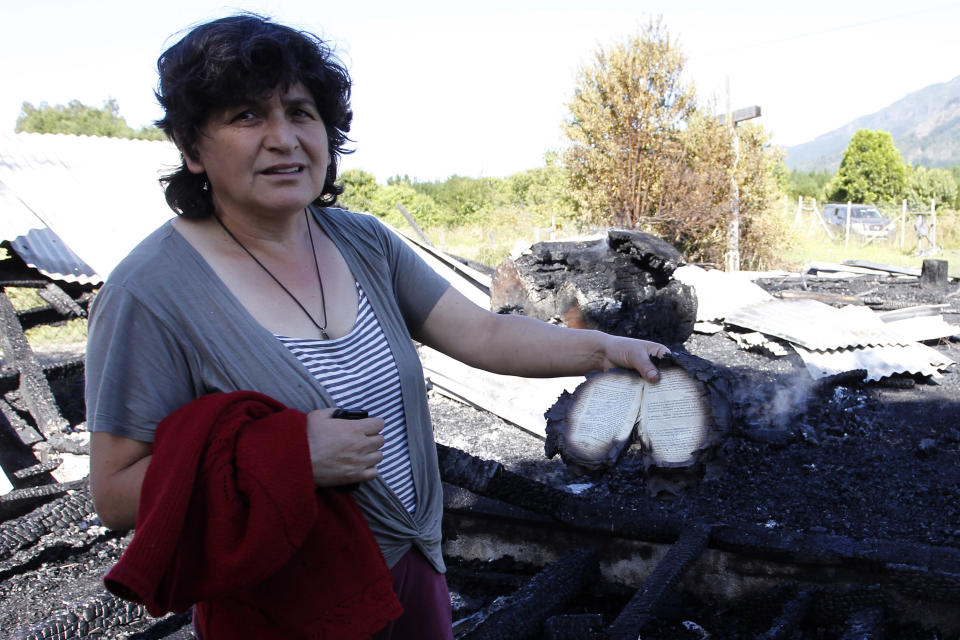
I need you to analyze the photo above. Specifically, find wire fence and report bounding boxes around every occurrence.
[788,197,959,255]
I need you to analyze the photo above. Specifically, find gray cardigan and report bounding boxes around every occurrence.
[85,206,451,571]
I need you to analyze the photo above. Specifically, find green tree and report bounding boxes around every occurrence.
[825,129,906,204]
[562,19,696,227]
[505,152,576,222]
[561,20,785,267]
[338,169,444,229]
[786,168,832,202]
[906,166,958,209]
[15,98,165,140]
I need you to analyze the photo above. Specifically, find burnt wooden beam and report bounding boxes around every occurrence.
[0,290,68,437]
[604,523,711,640]
[0,398,44,446]
[437,443,684,542]
[839,606,886,640]
[0,487,95,561]
[756,587,817,640]
[36,282,87,318]
[8,590,150,640]
[458,548,599,640]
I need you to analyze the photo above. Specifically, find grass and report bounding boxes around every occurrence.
[420,207,584,267]
[2,287,88,352]
[782,223,960,278]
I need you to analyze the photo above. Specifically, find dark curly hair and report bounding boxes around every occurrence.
[155,14,353,217]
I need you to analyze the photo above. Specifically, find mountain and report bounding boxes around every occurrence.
[784,75,960,172]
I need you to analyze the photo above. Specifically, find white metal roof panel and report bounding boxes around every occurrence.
[725,298,911,351]
[673,265,773,322]
[0,132,180,280]
[793,343,955,381]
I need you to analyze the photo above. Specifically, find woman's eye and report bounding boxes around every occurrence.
[230,110,257,123]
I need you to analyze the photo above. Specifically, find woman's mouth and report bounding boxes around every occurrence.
[262,165,304,175]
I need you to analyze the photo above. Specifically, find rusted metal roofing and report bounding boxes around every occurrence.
[0,132,180,282]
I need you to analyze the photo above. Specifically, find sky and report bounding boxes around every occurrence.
[2,0,958,182]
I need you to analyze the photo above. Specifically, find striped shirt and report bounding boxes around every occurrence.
[277,284,417,513]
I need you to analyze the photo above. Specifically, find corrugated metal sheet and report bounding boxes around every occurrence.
[7,228,99,285]
[673,265,773,322]
[725,298,911,350]
[793,343,954,381]
[0,132,181,282]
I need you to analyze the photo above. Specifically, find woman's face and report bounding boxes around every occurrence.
[184,82,330,220]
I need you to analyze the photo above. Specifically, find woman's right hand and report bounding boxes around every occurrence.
[306,408,384,487]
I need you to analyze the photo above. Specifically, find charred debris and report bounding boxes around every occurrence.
[3,233,960,638]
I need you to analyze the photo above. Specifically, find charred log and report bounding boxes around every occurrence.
[604,523,711,640]
[438,443,684,542]
[457,548,599,640]
[543,614,603,640]
[0,479,87,506]
[0,487,95,560]
[9,590,148,640]
[490,231,697,345]
[838,605,886,640]
[756,586,817,640]
[0,290,68,436]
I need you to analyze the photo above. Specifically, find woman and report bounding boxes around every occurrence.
[86,14,670,639]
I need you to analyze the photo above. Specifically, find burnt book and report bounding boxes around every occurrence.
[545,352,729,471]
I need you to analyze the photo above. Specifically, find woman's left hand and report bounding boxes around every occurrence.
[596,335,672,382]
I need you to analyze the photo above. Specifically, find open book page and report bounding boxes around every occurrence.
[563,371,646,466]
[637,366,713,467]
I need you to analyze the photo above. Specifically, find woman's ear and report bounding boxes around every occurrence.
[174,136,205,175]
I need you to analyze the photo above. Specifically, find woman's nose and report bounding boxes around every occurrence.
[263,116,299,151]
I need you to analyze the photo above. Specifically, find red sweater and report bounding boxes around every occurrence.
[104,391,402,639]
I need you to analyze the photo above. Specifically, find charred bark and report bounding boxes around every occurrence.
[491,230,696,345]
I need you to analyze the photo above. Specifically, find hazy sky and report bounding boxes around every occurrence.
[2,0,958,181]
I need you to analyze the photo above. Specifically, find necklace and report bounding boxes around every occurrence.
[214,209,329,339]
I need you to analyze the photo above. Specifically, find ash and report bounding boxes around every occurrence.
[433,271,960,549]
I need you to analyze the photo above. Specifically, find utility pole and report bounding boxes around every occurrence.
[722,103,761,272]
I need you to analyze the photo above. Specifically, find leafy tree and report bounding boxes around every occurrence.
[15,98,165,140]
[906,166,958,209]
[505,152,576,222]
[561,20,785,267]
[786,168,832,202]
[411,175,513,226]
[562,19,696,227]
[338,169,380,213]
[338,169,444,229]
[825,129,906,204]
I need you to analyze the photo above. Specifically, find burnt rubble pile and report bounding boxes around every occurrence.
[3,238,960,637]
[437,442,960,638]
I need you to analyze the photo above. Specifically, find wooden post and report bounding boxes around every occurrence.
[794,195,803,228]
[900,199,907,250]
[845,201,852,249]
[930,198,937,251]
[920,259,948,287]
[395,203,434,247]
